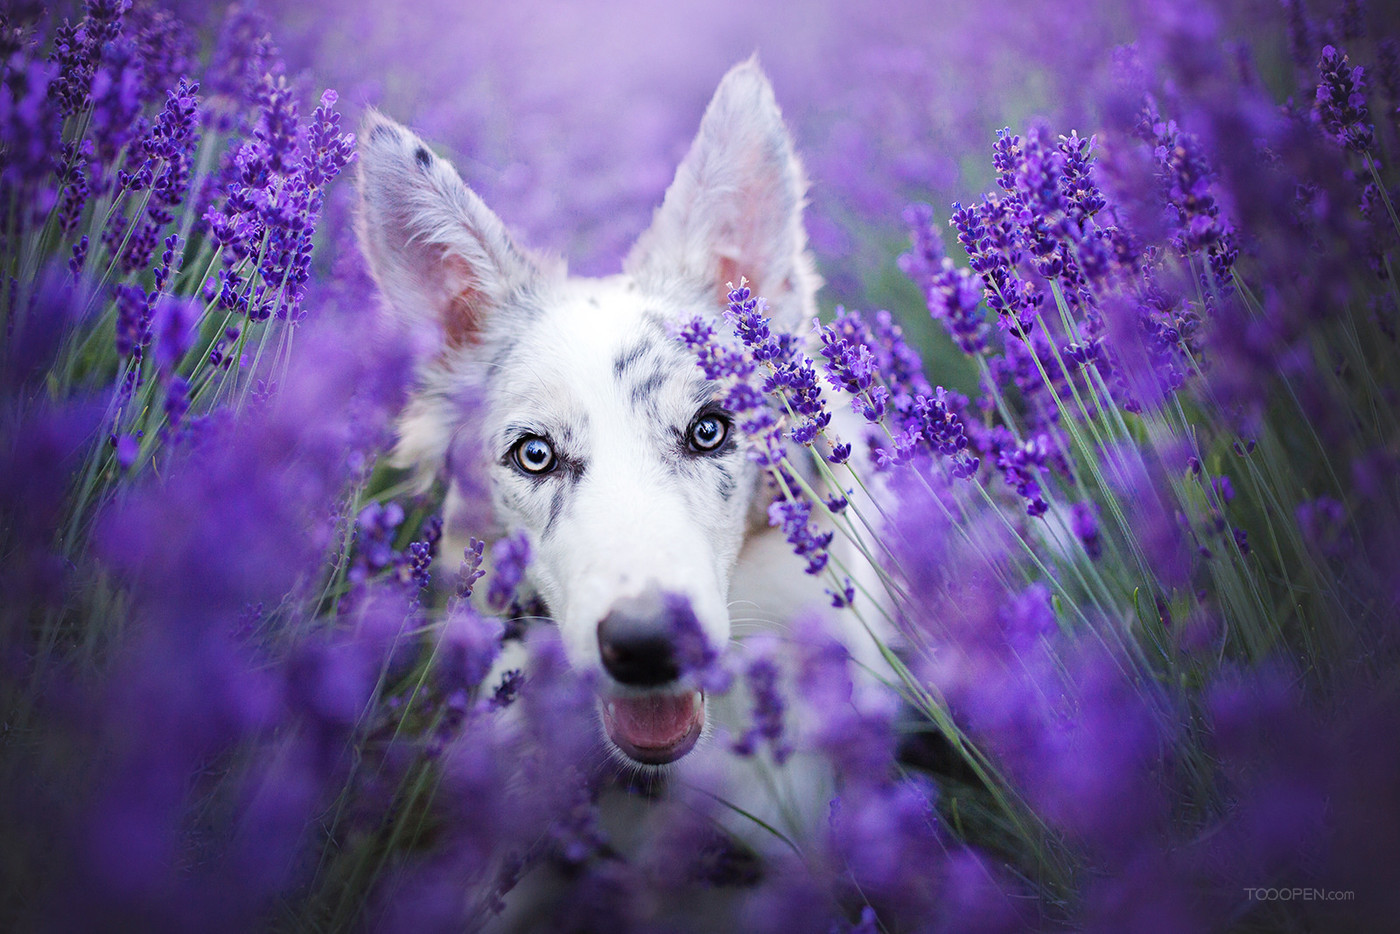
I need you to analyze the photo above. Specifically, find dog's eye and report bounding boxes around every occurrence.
[687,414,729,453]
[512,436,557,474]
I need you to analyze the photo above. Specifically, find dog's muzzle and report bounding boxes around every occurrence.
[596,589,706,764]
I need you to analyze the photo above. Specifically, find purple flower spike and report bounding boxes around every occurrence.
[1135,101,1237,277]
[486,531,531,613]
[1071,501,1103,560]
[668,594,732,693]
[457,537,487,598]
[996,433,1051,517]
[731,635,791,763]
[1057,131,1107,225]
[114,433,139,470]
[1296,496,1351,558]
[351,501,406,581]
[724,283,779,362]
[902,201,989,350]
[161,375,190,439]
[405,516,442,592]
[85,34,145,168]
[150,295,199,373]
[919,255,988,356]
[1315,45,1375,152]
[768,497,834,576]
[818,313,883,414]
[302,90,357,189]
[950,196,1043,337]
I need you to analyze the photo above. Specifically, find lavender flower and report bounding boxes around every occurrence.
[204,2,277,132]
[900,203,989,355]
[726,284,831,445]
[114,432,138,470]
[87,37,145,174]
[457,536,487,598]
[950,196,1043,337]
[817,309,889,420]
[486,530,531,613]
[200,76,353,323]
[678,314,748,381]
[143,78,201,212]
[129,5,193,102]
[1296,495,1350,557]
[1071,501,1102,560]
[1,50,62,220]
[826,576,856,609]
[1315,44,1375,152]
[159,374,190,442]
[302,89,357,189]
[681,284,820,474]
[768,497,833,576]
[55,154,89,236]
[352,500,406,582]
[866,308,934,405]
[69,235,89,277]
[1135,101,1237,268]
[995,432,1051,517]
[149,294,198,373]
[1057,131,1108,224]
[46,0,129,117]
[666,592,732,693]
[730,635,791,763]
[405,515,443,591]
[113,281,153,361]
[436,598,503,697]
[913,388,974,460]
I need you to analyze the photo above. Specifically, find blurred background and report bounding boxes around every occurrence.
[157,0,1303,377]
[156,0,1327,394]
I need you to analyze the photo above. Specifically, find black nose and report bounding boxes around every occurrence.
[597,590,686,686]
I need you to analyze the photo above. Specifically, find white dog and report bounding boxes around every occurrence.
[357,60,882,785]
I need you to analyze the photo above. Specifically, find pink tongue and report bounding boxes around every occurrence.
[608,692,700,750]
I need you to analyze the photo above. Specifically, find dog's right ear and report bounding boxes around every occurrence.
[625,59,818,331]
[356,111,556,351]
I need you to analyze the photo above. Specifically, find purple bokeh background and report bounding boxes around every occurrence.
[184,0,1237,298]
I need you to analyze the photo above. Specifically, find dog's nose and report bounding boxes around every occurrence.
[597,590,687,686]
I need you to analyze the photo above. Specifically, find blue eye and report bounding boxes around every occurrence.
[512,436,557,474]
[688,414,729,453]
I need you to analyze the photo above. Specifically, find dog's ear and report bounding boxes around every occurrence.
[625,58,819,331]
[356,110,557,351]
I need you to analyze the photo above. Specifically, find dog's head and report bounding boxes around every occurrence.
[357,60,817,765]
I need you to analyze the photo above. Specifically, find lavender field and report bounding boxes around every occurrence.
[2,0,1398,931]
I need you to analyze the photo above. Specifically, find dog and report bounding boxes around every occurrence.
[357,59,885,791]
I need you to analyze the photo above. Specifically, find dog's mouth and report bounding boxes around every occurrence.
[600,689,705,765]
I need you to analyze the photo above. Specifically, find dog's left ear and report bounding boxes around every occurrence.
[356,109,559,353]
[357,111,565,491]
[625,58,819,330]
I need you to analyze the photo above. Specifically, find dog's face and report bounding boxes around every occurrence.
[357,60,817,765]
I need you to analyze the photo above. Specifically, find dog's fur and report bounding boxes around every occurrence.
[358,60,880,795]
